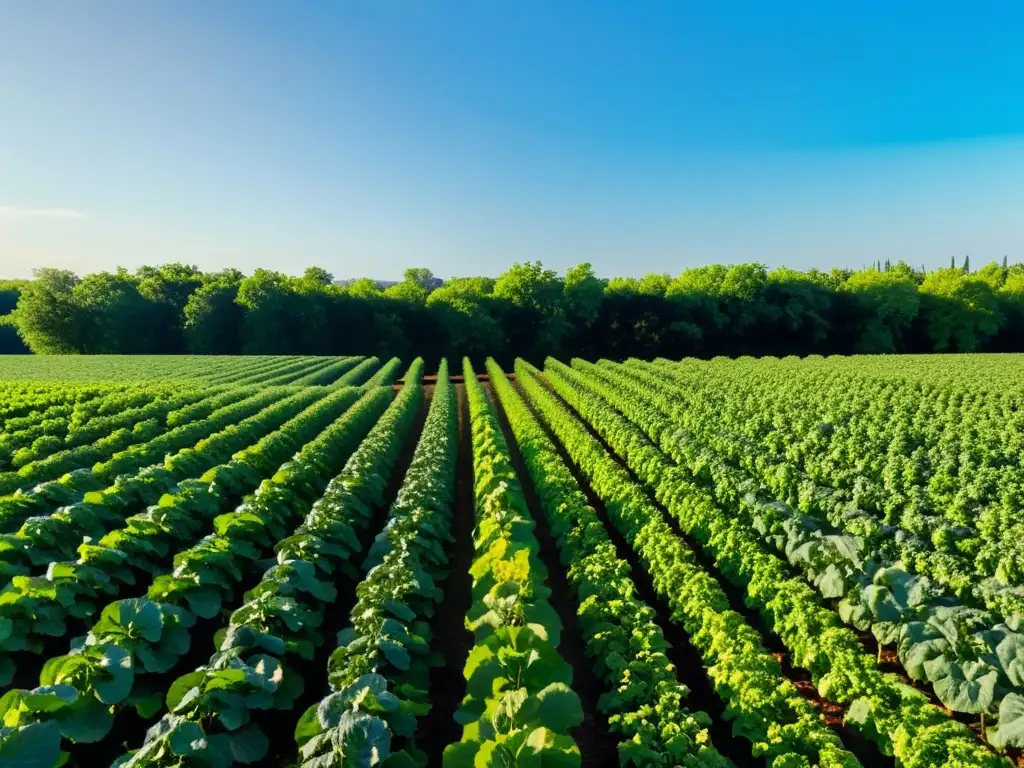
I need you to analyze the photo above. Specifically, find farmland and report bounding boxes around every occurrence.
[0,354,1022,768]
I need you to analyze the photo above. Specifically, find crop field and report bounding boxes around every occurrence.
[0,354,1023,768]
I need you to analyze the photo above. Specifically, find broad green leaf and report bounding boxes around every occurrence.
[535,684,583,733]
[990,692,1024,749]
[379,640,411,671]
[54,696,113,743]
[928,659,998,714]
[519,727,581,768]
[0,720,63,768]
[93,646,134,705]
[228,725,269,764]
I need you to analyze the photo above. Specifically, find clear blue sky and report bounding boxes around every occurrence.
[2,1,1023,280]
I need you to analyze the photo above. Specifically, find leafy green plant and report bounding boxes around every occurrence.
[546,357,1007,767]
[441,360,583,767]
[297,360,457,768]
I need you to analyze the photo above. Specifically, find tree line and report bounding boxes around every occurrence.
[3,258,1023,363]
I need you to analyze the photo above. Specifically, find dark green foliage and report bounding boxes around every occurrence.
[8,259,1024,361]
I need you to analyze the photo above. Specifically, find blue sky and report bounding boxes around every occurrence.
[2,1,1024,280]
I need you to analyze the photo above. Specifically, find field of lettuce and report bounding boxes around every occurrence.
[0,353,1022,768]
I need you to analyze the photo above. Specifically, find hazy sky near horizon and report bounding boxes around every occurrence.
[2,2,1024,280]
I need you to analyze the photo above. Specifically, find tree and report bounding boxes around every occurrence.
[976,261,1007,290]
[963,255,971,273]
[493,261,561,310]
[842,268,920,352]
[764,267,833,349]
[72,271,162,353]
[136,263,204,353]
[638,273,670,296]
[383,267,438,304]
[302,266,334,286]
[562,263,605,329]
[184,277,244,354]
[493,261,566,359]
[346,278,383,299]
[604,277,641,295]
[235,270,297,354]
[11,256,1024,359]
[665,265,728,334]
[806,268,853,290]
[917,268,1001,351]
[9,270,84,354]
[403,267,437,292]
[384,281,428,303]
[426,277,503,361]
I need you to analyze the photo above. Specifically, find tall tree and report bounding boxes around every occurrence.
[918,268,1001,351]
[426,276,503,362]
[9,270,84,354]
[493,261,566,359]
[183,277,244,354]
[72,271,161,353]
[136,263,204,353]
[403,267,437,292]
[842,268,920,352]
[235,270,297,354]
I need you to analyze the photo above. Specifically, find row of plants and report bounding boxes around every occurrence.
[547,358,1008,767]
[645,358,1024,595]
[215,357,328,387]
[604,360,1024,738]
[256,357,342,387]
[1,388,215,474]
[0,381,129,427]
[639,358,1024,627]
[486,359,737,767]
[2,420,172,496]
[208,358,327,387]
[162,386,258,428]
[0,386,300,534]
[640,361,1001,591]
[0,386,340,586]
[0,384,396,766]
[357,356,404,389]
[91,387,322,483]
[441,360,584,766]
[295,360,459,768]
[112,360,426,767]
[321,356,379,388]
[0,385,170,467]
[0,386,364,686]
[287,355,361,386]
[516,359,860,768]
[193,356,310,386]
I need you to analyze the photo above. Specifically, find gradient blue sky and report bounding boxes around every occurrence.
[2,1,1024,280]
